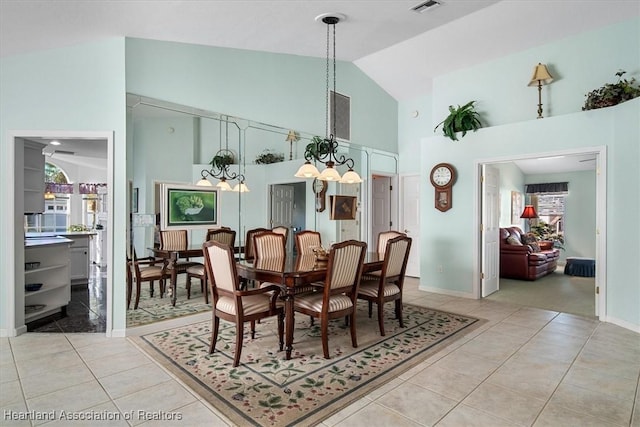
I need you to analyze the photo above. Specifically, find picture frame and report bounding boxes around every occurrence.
[160,183,218,230]
[511,191,523,225]
[329,195,357,220]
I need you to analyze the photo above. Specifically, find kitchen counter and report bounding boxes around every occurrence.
[26,231,98,238]
[25,236,73,247]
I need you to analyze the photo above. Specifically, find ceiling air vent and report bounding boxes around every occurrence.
[54,150,75,155]
[411,0,441,13]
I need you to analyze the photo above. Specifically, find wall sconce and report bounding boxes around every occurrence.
[528,63,553,119]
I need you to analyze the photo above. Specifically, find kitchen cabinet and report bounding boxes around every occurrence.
[61,233,93,283]
[23,237,71,324]
[23,140,45,214]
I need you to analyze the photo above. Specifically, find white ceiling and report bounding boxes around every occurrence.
[5,1,635,172]
[2,1,637,101]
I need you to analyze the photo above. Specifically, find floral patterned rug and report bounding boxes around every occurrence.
[132,302,480,426]
[126,279,210,328]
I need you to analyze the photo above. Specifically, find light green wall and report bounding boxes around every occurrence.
[495,163,526,228]
[419,99,639,327]
[125,38,397,153]
[0,38,127,335]
[398,94,432,174]
[401,17,640,329]
[525,170,597,261]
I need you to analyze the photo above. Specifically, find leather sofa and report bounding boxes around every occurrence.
[500,226,560,280]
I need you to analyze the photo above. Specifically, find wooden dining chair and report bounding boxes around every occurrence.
[159,229,204,300]
[253,231,287,290]
[362,230,407,281]
[186,228,237,304]
[295,230,322,255]
[126,246,169,309]
[271,226,289,242]
[244,227,270,261]
[293,240,367,359]
[202,240,284,367]
[357,235,412,336]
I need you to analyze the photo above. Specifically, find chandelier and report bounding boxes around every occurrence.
[294,14,362,184]
[197,120,249,192]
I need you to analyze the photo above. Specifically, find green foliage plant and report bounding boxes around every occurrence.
[254,150,284,164]
[304,136,332,159]
[210,150,234,169]
[530,220,565,250]
[434,101,483,141]
[583,70,640,111]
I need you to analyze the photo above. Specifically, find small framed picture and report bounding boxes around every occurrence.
[329,195,357,220]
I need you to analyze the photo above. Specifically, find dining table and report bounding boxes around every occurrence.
[149,245,204,306]
[149,244,244,306]
[236,251,384,360]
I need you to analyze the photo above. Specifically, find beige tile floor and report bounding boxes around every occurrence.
[2,278,639,426]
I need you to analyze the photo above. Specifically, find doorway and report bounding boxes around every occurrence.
[12,131,112,335]
[270,182,306,253]
[477,147,606,319]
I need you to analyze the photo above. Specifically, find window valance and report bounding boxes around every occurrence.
[79,183,108,194]
[45,182,74,194]
[525,182,568,194]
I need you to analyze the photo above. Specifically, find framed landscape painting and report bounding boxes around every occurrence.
[160,183,218,230]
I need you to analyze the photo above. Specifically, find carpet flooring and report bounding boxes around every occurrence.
[132,302,481,427]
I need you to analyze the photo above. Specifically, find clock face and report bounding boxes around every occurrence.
[432,166,452,186]
[313,178,327,194]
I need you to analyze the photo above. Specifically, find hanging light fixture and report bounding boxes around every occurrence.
[294,13,362,184]
[197,119,249,192]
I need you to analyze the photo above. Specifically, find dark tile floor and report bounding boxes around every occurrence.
[27,265,107,333]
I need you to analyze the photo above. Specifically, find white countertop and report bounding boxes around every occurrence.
[26,231,98,238]
[25,236,73,247]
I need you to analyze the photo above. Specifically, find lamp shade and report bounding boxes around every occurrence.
[232,181,250,193]
[339,169,363,184]
[528,63,553,86]
[294,161,320,178]
[318,165,342,181]
[216,179,233,192]
[196,178,212,187]
[520,205,538,219]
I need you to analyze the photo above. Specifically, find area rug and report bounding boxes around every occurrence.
[126,280,210,328]
[132,302,481,427]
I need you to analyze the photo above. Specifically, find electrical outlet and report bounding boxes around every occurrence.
[437,265,444,273]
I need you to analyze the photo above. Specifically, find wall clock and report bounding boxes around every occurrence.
[429,163,456,212]
[312,178,328,212]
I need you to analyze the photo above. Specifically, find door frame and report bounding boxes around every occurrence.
[368,171,398,250]
[5,130,114,337]
[473,146,607,320]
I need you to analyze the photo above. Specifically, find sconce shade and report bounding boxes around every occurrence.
[294,161,320,178]
[528,63,553,86]
[196,178,212,187]
[520,205,538,219]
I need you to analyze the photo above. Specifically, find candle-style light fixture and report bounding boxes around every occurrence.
[294,14,362,184]
[528,63,554,119]
[197,120,249,192]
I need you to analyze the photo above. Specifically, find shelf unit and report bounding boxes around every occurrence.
[23,140,45,214]
[24,237,71,323]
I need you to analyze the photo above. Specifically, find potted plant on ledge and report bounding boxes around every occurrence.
[434,101,483,141]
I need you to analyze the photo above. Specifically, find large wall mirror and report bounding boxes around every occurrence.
[126,94,396,326]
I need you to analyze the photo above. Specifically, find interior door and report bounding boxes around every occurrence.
[481,165,500,296]
[270,184,294,252]
[371,176,391,241]
[401,174,420,277]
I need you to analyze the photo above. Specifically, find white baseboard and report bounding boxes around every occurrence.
[418,285,476,299]
[602,315,640,334]
[0,325,27,337]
